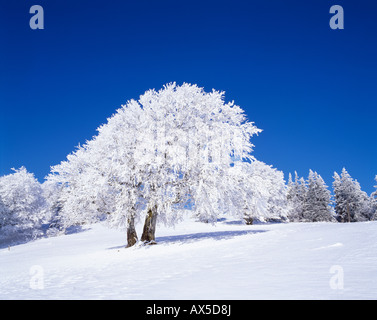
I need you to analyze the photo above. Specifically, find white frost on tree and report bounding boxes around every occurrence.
[0,167,46,240]
[302,170,334,222]
[240,161,287,224]
[47,83,264,246]
[333,168,372,222]
[370,175,377,220]
[287,171,307,222]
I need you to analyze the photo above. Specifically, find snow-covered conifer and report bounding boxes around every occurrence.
[373,176,377,199]
[287,172,307,221]
[370,175,377,220]
[302,170,334,222]
[333,168,372,222]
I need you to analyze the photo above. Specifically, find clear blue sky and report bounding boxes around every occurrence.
[1,0,376,194]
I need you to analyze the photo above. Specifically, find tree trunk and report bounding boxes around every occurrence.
[141,205,158,244]
[244,216,253,225]
[126,213,138,248]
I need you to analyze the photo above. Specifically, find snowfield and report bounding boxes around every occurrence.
[1,217,377,300]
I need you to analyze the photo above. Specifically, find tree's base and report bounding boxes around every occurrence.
[126,232,138,248]
[143,240,157,245]
[125,240,158,248]
[126,239,138,248]
[244,217,253,225]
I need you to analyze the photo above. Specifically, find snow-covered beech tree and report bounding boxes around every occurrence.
[287,172,307,222]
[0,167,46,240]
[47,145,107,231]
[301,170,334,222]
[47,83,262,246]
[333,168,372,222]
[240,161,287,224]
[41,179,66,235]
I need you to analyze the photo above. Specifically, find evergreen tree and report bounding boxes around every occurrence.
[371,175,377,220]
[333,168,372,222]
[287,173,294,203]
[373,176,377,199]
[287,172,307,222]
[302,170,334,222]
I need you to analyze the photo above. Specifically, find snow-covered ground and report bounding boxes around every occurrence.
[1,217,376,299]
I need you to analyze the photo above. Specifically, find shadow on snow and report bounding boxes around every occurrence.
[107,229,267,250]
[156,229,266,245]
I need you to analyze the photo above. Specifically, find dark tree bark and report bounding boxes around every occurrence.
[244,216,253,225]
[141,204,158,244]
[126,213,138,248]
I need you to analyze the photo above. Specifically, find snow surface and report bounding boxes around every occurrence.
[1,217,377,300]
